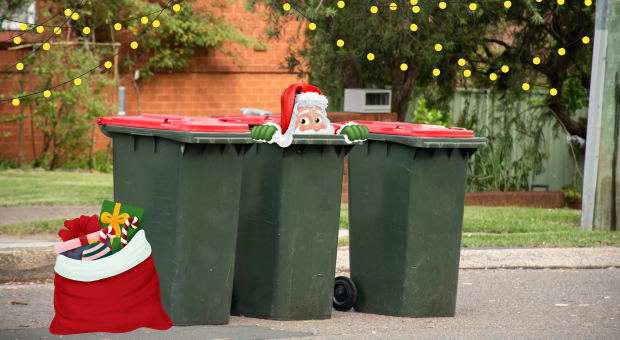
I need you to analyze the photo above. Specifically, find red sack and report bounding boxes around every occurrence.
[50,231,172,335]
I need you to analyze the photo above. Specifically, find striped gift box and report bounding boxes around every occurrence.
[82,241,114,261]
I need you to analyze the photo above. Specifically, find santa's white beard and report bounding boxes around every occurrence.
[294,123,335,135]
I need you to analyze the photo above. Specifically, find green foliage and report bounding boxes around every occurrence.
[250,0,486,117]
[63,149,113,173]
[462,1,593,138]
[59,0,266,84]
[467,132,532,192]
[410,99,451,127]
[19,45,114,170]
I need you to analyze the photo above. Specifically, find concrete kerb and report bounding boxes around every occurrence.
[2,246,620,283]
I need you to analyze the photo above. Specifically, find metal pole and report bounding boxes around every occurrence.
[118,86,126,116]
[581,0,620,231]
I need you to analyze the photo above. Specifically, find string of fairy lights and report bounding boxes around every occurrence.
[1,0,185,105]
[285,0,594,95]
[2,0,592,105]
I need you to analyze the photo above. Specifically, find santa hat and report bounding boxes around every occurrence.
[280,84,328,135]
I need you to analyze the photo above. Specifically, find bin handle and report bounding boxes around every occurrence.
[448,127,466,130]
[393,126,405,131]
[161,118,183,127]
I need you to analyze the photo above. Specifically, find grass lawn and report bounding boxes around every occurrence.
[339,204,619,248]
[0,218,66,236]
[0,171,113,207]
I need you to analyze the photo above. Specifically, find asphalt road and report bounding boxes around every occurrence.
[1,268,619,340]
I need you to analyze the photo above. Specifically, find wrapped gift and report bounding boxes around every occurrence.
[58,215,101,242]
[82,226,116,261]
[56,228,114,260]
[99,200,145,253]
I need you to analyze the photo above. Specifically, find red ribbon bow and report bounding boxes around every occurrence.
[58,215,101,242]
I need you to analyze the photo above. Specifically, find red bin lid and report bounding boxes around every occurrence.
[97,114,249,133]
[215,115,281,126]
[351,121,474,138]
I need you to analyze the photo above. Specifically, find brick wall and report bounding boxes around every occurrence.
[0,1,308,161]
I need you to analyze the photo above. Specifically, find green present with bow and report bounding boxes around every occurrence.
[99,200,146,253]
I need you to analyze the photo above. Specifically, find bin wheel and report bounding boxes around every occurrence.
[333,276,357,311]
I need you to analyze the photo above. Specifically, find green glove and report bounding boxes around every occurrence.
[251,124,279,142]
[339,125,370,142]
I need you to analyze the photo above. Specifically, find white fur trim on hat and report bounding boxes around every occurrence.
[260,122,293,148]
[296,92,328,106]
[336,121,364,144]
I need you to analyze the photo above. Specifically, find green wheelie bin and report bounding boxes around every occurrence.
[97,114,254,325]
[220,116,360,320]
[346,121,486,318]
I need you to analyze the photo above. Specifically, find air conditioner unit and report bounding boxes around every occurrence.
[344,89,392,113]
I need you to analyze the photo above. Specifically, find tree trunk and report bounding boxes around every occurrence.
[391,63,419,122]
[548,95,588,139]
[341,60,364,88]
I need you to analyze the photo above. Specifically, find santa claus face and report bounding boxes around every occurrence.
[294,106,327,133]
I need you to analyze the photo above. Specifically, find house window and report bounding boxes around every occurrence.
[1,2,36,31]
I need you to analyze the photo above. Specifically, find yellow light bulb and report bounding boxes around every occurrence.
[43,43,50,50]
[533,57,540,65]
[54,27,61,35]
[433,69,440,76]
[557,0,564,4]
[367,53,375,61]
[435,44,442,51]
[14,37,21,44]
[16,63,24,70]
[464,70,471,77]
[141,17,148,24]
[74,78,82,86]
[501,65,509,73]
[504,1,511,8]
[582,36,590,44]
[64,9,72,16]
[338,1,345,8]
[153,20,160,28]
[337,39,344,47]
[489,73,497,81]
[558,48,566,56]
[309,23,317,30]
[283,3,291,10]
[131,42,138,49]
[412,6,420,13]
[439,2,447,9]
[522,83,530,91]
[550,88,558,96]
[390,3,397,10]
[410,24,418,31]
[20,23,27,30]
[585,0,592,6]
[114,23,122,30]
[12,99,20,106]
[83,27,91,34]
[105,61,112,68]
[401,63,408,71]
[458,58,466,66]
[469,3,477,10]
[36,26,44,33]
[371,6,378,13]
[72,13,79,20]
[44,90,51,98]
[173,4,181,11]
[411,0,418,4]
